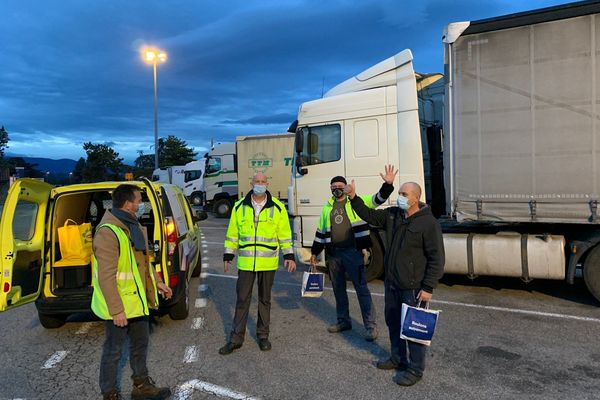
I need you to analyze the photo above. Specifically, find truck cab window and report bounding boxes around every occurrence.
[298,124,341,165]
[206,157,221,174]
[184,170,202,182]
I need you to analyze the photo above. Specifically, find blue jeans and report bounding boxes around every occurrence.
[99,317,150,395]
[385,281,426,375]
[327,247,376,330]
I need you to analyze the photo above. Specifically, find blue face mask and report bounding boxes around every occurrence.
[253,185,267,195]
[136,202,145,218]
[396,196,410,210]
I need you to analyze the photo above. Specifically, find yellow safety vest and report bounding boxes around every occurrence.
[224,192,293,271]
[91,223,158,320]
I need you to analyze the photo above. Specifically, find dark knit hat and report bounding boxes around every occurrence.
[330,176,347,185]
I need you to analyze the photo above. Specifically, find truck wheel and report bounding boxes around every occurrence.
[365,231,384,282]
[214,199,232,218]
[191,254,202,277]
[190,193,202,206]
[169,282,189,320]
[584,245,600,302]
[38,312,67,329]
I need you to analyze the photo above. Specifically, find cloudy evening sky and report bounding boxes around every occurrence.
[1,0,571,163]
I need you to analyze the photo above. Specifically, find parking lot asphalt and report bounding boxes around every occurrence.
[1,214,600,399]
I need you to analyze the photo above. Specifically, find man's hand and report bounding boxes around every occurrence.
[157,282,173,300]
[224,260,231,273]
[344,179,356,199]
[112,312,128,327]
[380,164,398,185]
[309,255,317,267]
[417,290,432,303]
[285,259,296,273]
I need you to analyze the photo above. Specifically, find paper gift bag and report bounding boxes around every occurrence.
[301,270,324,297]
[57,219,93,264]
[400,303,440,346]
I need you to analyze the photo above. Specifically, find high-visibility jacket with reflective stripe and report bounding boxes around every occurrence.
[224,191,293,271]
[311,183,394,255]
[91,223,158,320]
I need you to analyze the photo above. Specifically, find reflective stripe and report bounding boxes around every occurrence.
[238,249,279,258]
[240,235,278,243]
[269,207,274,218]
[224,248,236,254]
[375,192,386,205]
[354,230,370,238]
[282,247,294,255]
[225,236,239,243]
[313,237,326,243]
[279,238,292,244]
[116,271,135,280]
[351,220,368,228]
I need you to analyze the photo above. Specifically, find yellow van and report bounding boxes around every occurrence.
[0,178,207,328]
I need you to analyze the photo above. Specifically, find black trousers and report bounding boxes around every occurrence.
[230,269,276,344]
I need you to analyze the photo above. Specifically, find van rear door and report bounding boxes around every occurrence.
[0,179,52,311]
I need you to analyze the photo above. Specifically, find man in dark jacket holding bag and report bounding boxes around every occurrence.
[346,178,444,387]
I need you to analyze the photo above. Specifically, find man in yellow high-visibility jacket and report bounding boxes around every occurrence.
[219,172,296,355]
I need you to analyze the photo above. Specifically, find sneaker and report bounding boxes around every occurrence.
[375,358,407,370]
[103,390,122,400]
[218,342,242,355]
[364,327,378,341]
[393,370,422,386]
[131,377,171,400]
[327,322,351,333]
[258,338,272,351]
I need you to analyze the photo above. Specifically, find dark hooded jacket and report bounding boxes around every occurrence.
[349,197,445,292]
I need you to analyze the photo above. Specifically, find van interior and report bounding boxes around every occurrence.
[51,190,156,295]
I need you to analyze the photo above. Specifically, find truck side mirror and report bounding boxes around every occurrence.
[295,157,308,175]
[295,130,304,154]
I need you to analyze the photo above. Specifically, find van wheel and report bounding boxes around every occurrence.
[365,231,384,282]
[191,255,202,277]
[584,245,600,303]
[169,282,189,320]
[190,193,202,206]
[214,199,232,218]
[38,312,67,329]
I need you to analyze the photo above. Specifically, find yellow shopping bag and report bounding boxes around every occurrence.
[57,219,93,264]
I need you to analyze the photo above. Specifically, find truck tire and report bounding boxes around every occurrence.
[365,231,384,282]
[191,254,202,277]
[584,245,600,303]
[190,192,202,206]
[38,312,67,329]
[169,281,189,320]
[214,199,232,218]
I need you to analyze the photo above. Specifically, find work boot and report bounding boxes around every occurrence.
[218,342,242,355]
[376,358,407,370]
[131,377,171,400]
[364,327,378,342]
[393,370,422,386]
[327,322,351,333]
[103,390,122,400]
[258,338,272,351]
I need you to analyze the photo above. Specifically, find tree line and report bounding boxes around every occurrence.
[0,127,198,184]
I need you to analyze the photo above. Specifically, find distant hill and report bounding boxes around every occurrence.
[6,155,78,174]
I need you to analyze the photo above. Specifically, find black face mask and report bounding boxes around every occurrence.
[331,188,344,198]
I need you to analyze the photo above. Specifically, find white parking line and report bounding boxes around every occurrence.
[191,317,204,330]
[202,244,208,248]
[41,351,68,369]
[204,272,600,324]
[183,346,199,363]
[174,379,261,400]
[195,298,208,308]
[200,271,209,279]
[75,322,95,334]
[201,263,209,269]
[199,284,209,292]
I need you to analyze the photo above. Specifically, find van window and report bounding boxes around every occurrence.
[184,170,202,182]
[13,201,38,241]
[298,124,341,165]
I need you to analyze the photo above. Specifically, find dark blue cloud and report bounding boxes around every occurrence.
[0,0,569,162]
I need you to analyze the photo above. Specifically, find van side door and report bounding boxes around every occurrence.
[0,179,52,311]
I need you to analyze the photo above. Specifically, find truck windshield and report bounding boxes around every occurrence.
[298,124,341,166]
[206,157,221,174]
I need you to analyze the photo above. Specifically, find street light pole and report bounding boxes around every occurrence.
[152,61,159,170]
[143,47,167,170]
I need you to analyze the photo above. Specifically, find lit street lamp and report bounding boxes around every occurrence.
[142,47,167,170]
